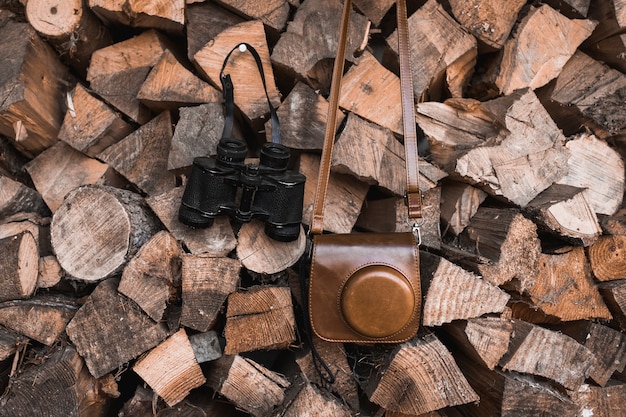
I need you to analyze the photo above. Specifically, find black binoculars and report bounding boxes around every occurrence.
[178,137,306,242]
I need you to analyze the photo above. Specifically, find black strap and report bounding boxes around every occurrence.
[220,43,281,144]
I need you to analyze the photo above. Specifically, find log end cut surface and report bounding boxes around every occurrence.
[51,186,131,281]
[26,0,84,37]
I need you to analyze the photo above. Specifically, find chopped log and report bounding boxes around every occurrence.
[448,0,526,50]
[580,0,626,72]
[589,235,626,281]
[25,0,113,76]
[98,111,176,196]
[495,4,596,95]
[526,184,601,246]
[185,1,245,61]
[571,382,626,417]
[133,329,206,407]
[440,181,488,236]
[364,333,479,415]
[224,286,296,354]
[206,354,290,417]
[37,255,62,289]
[0,175,49,218]
[58,83,134,158]
[138,49,221,112]
[353,0,394,26]
[521,247,611,322]
[500,373,578,416]
[116,385,154,417]
[0,135,32,185]
[387,0,477,99]
[0,212,49,255]
[51,185,161,282]
[270,0,368,90]
[279,381,353,417]
[455,89,569,207]
[180,254,240,332]
[193,20,280,123]
[87,29,173,124]
[420,251,510,327]
[599,280,626,331]
[545,0,591,17]
[213,0,290,33]
[458,207,541,287]
[295,336,360,411]
[145,186,237,256]
[555,133,624,216]
[88,0,185,34]
[499,319,595,390]
[0,329,19,362]
[445,317,513,370]
[24,141,112,212]
[169,102,224,171]
[0,294,77,346]
[300,153,369,234]
[0,346,117,417]
[0,231,38,302]
[549,50,626,136]
[559,321,626,386]
[338,51,403,135]
[66,278,170,378]
[268,81,342,150]
[189,330,222,364]
[0,20,71,156]
[118,230,182,322]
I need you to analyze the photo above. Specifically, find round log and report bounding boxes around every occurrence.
[51,185,160,282]
[0,231,38,302]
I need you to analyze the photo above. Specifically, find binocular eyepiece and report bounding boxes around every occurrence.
[178,138,306,242]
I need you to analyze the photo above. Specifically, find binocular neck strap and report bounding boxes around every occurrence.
[310,0,422,235]
[220,43,281,144]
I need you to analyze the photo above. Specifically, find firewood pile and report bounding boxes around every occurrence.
[1,0,626,415]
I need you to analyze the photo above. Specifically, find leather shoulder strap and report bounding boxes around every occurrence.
[310,0,421,235]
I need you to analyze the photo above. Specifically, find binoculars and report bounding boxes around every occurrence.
[179,137,306,242]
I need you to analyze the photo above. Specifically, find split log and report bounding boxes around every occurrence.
[0,135,32,185]
[37,255,62,289]
[118,230,182,322]
[580,0,626,72]
[98,111,176,196]
[440,181,487,236]
[279,381,352,417]
[545,0,591,17]
[180,254,240,332]
[206,354,290,417]
[88,0,185,34]
[133,329,206,407]
[526,184,601,246]
[193,20,280,123]
[236,220,306,274]
[0,175,49,218]
[0,212,49,256]
[25,0,113,76]
[519,247,611,322]
[224,286,296,354]
[599,280,626,331]
[445,317,513,370]
[270,0,369,91]
[338,51,403,135]
[145,186,237,256]
[24,141,114,212]
[168,102,224,171]
[457,207,541,288]
[137,49,221,112]
[548,50,626,136]
[589,235,626,281]
[572,382,626,417]
[268,81,342,150]
[387,0,477,99]
[213,0,290,33]
[455,89,569,207]
[559,321,626,386]
[0,346,117,417]
[420,251,510,327]
[86,29,173,124]
[0,231,38,302]
[495,4,596,95]
[50,185,161,282]
[189,330,222,364]
[58,83,134,158]
[0,294,78,346]
[0,20,71,156]
[499,319,595,390]
[0,329,19,362]
[300,153,369,234]
[363,333,479,415]
[448,0,526,50]
[353,0,394,26]
[66,278,170,378]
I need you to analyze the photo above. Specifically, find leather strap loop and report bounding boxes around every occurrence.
[311,0,421,235]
